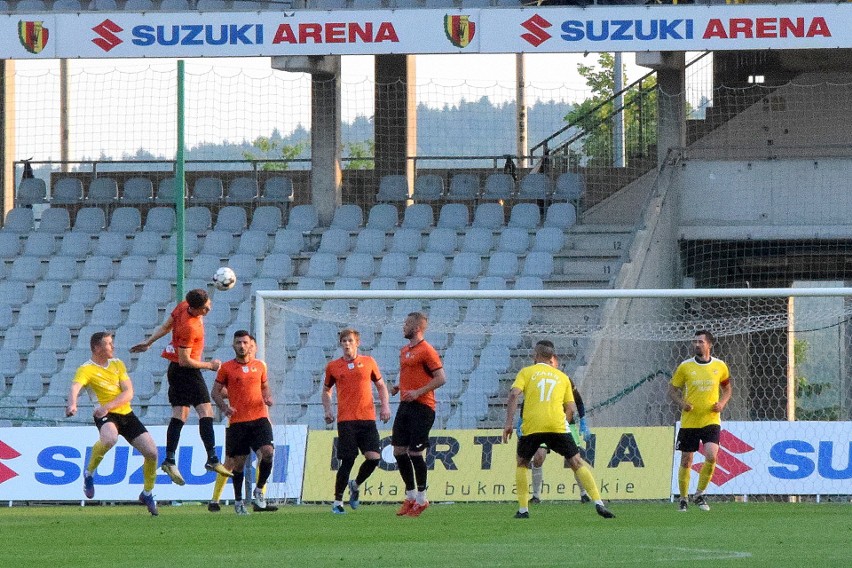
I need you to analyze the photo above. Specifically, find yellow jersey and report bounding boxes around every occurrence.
[512,362,574,436]
[73,358,133,415]
[671,357,730,428]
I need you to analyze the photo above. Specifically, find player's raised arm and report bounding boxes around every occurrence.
[130,315,174,353]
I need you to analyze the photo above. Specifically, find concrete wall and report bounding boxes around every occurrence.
[676,157,852,240]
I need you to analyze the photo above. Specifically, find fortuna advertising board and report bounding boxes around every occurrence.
[0,5,850,59]
[0,425,308,501]
[303,427,675,502]
[670,421,852,495]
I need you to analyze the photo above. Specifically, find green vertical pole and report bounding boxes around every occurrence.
[175,60,186,302]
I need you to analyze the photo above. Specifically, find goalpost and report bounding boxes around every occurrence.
[255,287,852,503]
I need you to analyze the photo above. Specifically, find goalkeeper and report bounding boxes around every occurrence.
[516,379,593,504]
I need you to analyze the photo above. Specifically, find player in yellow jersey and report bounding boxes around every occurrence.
[66,332,160,516]
[668,330,732,512]
[503,340,615,520]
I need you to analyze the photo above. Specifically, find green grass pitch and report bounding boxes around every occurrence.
[0,501,848,567]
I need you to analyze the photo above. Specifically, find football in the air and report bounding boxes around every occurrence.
[212,266,237,291]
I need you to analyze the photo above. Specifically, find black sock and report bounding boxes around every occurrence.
[165,417,184,462]
[396,453,415,492]
[410,454,428,492]
[232,470,244,501]
[199,417,216,461]
[355,458,380,486]
[335,457,356,501]
[257,456,273,489]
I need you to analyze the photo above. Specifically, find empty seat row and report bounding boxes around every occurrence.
[376,172,585,204]
[321,226,565,256]
[16,175,294,208]
[299,250,555,281]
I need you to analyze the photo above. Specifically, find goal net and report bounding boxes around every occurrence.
[256,288,852,503]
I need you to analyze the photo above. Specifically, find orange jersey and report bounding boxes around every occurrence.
[215,359,269,424]
[399,340,443,411]
[325,355,382,422]
[161,301,205,364]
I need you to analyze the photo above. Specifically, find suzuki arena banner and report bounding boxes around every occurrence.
[0,424,307,502]
[303,427,674,502]
[1,4,850,59]
[670,421,852,496]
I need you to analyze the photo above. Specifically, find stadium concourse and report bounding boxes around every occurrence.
[0,180,638,430]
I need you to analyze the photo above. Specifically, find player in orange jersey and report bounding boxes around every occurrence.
[390,312,446,517]
[211,330,275,515]
[323,328,391,514]
[131,288,230,485]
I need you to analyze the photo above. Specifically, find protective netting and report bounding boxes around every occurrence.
[258,291,852,433]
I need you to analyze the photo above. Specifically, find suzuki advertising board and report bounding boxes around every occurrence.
[670,421,852,495]
[0,5,850,59]
[0,424,307,501]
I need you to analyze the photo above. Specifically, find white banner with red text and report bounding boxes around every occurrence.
[670,421,852,495]
[0,424,307,502]
[2,5,851,59]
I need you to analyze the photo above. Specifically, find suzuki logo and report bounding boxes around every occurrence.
[92,19,123,52]
[521,14,552,47]
[0,440,20,484]
[694,430,753,485]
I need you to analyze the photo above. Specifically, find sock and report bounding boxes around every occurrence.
[232,469,245,501]
[573,465,601,502]
[697,459,716,493]
[531,464,543,498]
[257,456,273,490]
[165,418,184,462]
[212,473,228,502]
[396,453,415,492]
[405,489,415,501]
[678,466,691,499]
[142,457,157,493]
[334,457,355,501]
[87,440,110,474]
[410,454,428,492]
[516,465,530,510]
[573,472,588,497]
[199,417,216,460]
[354,458,380,486]
[333,500,343,508]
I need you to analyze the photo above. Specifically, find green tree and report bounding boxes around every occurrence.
[564,53,657,167]
[343,140,375,170]
[794,339,838,420]
[243,136,308,171]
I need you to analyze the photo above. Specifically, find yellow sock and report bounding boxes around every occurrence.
[212,473,228,502]
[678,466,691,498]
[87,440,110,474]
[142,458,157,492]
[573,465,601,502]
[697,459,716,493]
[516,466,530,509]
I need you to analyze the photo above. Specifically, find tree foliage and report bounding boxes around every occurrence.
[564,53,657,167]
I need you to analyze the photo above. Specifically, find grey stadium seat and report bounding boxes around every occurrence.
[73,207,107,233]
[16,178,47,207]
[413,174,444,202]
[225,177,258,204]
[121,177,154,205]
[190,177,224,204]
[366,203,398,230]
[87,177,119,206]
[51,178,84,205]
[401,203,434,229]
[482,173,515,201]
[330,204,363,230]
[376,175,409,202]
[447,173,480,201]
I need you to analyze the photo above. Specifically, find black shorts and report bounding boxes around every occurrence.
[226,417,274,458]
[337,420,381,461]
[94,411,148,443]
[676,424,721,453]
[391,401,435,452]
[517,432,580,462]
[167,362,211,407]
